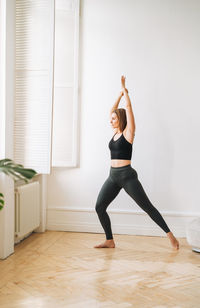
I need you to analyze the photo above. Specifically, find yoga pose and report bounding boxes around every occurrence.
[94,75,179,250]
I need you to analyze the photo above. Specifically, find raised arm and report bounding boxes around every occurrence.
[121,76,136,135]
[110,91,123,115]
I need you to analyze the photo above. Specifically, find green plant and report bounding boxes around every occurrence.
[0,159,38,211]
[0,193,4,211]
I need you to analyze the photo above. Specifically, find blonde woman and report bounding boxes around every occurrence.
[94,75,179,250]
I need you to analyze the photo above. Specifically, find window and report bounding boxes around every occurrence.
[52,0,80,167]
[14,0,80,173]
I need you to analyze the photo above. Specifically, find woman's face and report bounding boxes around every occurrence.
[110,112,119,129]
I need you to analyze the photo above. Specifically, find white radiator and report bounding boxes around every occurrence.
[15,181,40,243]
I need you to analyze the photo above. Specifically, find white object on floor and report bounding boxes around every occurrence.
[186,217,200,253]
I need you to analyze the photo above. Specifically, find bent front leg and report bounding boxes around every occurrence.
[95,176,121,239]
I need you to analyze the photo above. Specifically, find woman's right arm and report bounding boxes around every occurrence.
[110,91,123,114]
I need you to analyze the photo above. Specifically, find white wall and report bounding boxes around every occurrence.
[47,0,200,237]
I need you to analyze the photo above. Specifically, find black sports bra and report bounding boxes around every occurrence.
[108,132,133,160]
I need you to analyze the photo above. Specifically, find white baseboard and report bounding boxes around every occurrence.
[46,207,200,238]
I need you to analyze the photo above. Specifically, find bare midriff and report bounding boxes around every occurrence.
[111,159,131,167]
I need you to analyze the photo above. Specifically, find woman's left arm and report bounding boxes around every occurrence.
[121,75,136,133]
[122,88,136,133]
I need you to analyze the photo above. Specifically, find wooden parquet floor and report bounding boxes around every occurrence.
[0,231,200,308]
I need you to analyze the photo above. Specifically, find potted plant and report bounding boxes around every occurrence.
[0,159,38,211]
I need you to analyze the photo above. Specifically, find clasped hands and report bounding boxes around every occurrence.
[120,75,128,97]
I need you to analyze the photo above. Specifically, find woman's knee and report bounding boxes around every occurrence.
[95,200,105,215]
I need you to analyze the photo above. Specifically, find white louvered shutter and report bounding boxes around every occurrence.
[14,0,55,174]
[51,0,80,167]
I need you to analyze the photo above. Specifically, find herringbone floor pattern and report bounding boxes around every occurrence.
[0,231,200,308]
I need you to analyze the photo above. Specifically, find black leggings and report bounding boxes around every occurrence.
[95,164,170,240]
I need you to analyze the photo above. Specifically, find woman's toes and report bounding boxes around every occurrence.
[171,238,179,250]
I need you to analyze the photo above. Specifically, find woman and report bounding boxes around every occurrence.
[94,75,179,250]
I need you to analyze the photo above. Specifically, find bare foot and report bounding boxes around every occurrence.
[167,232,179,250]
[94,239,115,248]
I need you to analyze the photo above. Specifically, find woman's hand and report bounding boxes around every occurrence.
[122,88,128,94]
[121,75,126,89]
